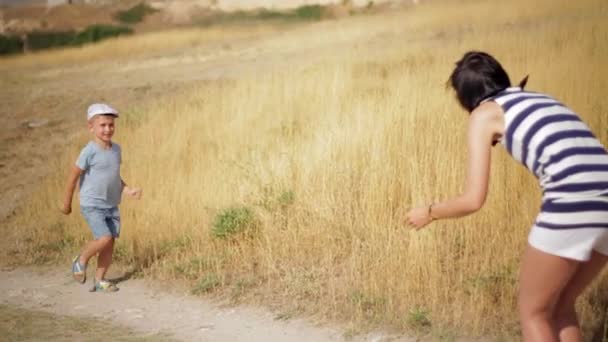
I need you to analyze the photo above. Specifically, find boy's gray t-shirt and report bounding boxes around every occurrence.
[76,141,122,208]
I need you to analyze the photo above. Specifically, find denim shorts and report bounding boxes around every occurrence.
[80,206,120,239]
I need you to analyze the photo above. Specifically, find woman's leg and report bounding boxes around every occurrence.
[553,250,608,342]
[518,244,580,341]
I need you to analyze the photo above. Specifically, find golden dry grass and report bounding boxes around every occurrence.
[6,0,608,339]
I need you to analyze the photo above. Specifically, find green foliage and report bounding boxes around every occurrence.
[196,11,250,27]
[230,277,258,299]
[173,257,211,280]
[212,206,256,239]
[38,241,65,254]
[112,243,130,261]
[197,4,325,27]
[256,9,287,20]
[159,236,192,255]
[277,190,295,207]
[191,273,221,294]
[407,306,432,331]
[115,3,158,24]
[72,25,133,45]
[26,30,77,51]
[32,229,76,264]
[13,25,132,54]
[0,34,24,55]
[294,5,323,21]
[258,188,295,212]
[0,16,133,55]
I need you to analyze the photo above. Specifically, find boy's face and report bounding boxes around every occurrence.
[88,115,116,144]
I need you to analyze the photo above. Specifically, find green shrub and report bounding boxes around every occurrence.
[26,30,76,51]
[294,5,323,21]
[407,306,432,331]
[18,25,132,53]
[196,4,325,27]
[212,207,256,239]
[115,3,158,24]
[0,34,24,55]
[277,190,295,207]
[191,273,221,294]
[207,11,253,26]
[72,25,133,45]
[256,9,287,20]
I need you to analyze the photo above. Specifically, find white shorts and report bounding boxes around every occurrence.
[529,226,608,261]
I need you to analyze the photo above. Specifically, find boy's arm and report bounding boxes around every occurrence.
[61,165,82,215]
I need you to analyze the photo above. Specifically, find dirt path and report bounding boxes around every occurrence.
[0,267,403,341]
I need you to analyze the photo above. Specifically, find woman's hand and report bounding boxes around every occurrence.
[406,205,434,230]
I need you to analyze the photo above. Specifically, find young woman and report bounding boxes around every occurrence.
[406,51,608,341]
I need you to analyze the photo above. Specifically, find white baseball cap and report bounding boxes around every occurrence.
[87,103,119,121]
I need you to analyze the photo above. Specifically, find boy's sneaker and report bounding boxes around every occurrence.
[71,256,86,284]
[91,279,119,293]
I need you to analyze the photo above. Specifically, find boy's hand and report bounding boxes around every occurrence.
[60,203,72,215]
[124,186,143,200]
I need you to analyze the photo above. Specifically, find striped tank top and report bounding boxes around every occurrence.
[492,87,608,229]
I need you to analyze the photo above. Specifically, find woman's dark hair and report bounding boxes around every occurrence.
[448,51,512,112]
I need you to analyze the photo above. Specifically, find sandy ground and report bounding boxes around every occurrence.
[0,267,407,341]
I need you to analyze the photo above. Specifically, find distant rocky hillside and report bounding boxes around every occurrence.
[0,0,416,36]
[166,0,403,11]
[2,0,414,10]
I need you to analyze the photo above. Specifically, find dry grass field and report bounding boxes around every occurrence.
[2,0,607,339]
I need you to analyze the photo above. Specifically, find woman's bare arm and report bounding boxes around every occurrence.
[406,102,503,229]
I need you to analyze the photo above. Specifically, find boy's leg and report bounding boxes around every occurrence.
[94,207,120,282]
[79,236,113,265]
[95,237,115,281]
[518,244,580,341]
[79,206,120,267]
[553,250,608,341]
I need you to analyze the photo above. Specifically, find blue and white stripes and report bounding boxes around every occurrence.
[493,87,608,229]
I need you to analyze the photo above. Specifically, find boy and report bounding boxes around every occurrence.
[61,103,142,292]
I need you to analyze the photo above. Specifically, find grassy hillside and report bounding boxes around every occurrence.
[5,0,608,339]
